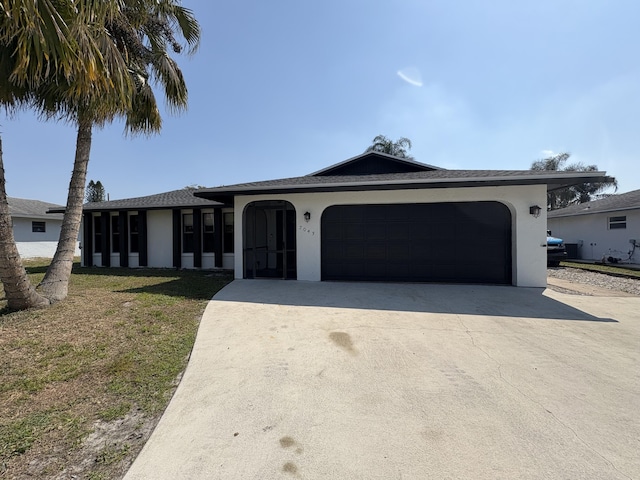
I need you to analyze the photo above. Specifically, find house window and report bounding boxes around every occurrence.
[223,212,234,253]
[183,213,194,253]
[130,215,139,253]
[609,216,626,230]
[32,221,46,233]
[203,213,214,253]
[94,218,102,253]
[111,216,120,253]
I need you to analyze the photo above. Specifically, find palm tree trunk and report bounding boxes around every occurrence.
[0,136,50,310]
[38,118,92,302]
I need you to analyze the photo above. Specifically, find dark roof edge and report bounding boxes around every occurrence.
[196,171,607,200]
[48,203,230,214]
[197,174,607,202]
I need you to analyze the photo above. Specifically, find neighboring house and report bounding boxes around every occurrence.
[72,188,234,269]
[192,151,608,288]
[8,197,79,258]
[547,189,640,263]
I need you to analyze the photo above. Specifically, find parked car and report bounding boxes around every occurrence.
[547,230,567,267]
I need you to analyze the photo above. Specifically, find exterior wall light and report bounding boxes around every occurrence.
[304,211,311,222]
[529,205,542,218]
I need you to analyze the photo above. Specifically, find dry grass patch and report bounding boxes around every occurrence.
[561,261,640,279]
[0,259,232,479]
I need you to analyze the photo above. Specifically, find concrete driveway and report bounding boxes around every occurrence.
[124,281,640,480]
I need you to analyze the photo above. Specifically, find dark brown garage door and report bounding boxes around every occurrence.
[321,202,512,284]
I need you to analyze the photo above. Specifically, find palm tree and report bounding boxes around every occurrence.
[531,152,618,210]
[365,135,414,160]
[37,0,201,302]
[0,0,128,309]
[0,0,200,307]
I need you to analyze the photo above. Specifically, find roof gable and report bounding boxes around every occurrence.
[309,151,441,176]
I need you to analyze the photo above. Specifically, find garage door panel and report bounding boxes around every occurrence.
[363,205,389,221]
[389,223,411,240]
[335,208,364,223]
[413,244,449,261]
[387,244,411,261]
[323,228,343,241]
[365,223,386,240]
[321,203,511,284]
[344,243,365,259]
[386,264,410,278]
[344,224,365,240]
[411,224,435,240]
[365,263,387,277]
[365,243,386,260]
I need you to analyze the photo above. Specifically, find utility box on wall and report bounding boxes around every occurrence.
[565,243,579,259]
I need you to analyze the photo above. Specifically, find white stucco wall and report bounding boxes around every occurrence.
[548,209,640,263]
[147,210,174,268]
[17,241,60,259]
[233,185,549,287]
[12,217,62,242]
[13,217,81,258]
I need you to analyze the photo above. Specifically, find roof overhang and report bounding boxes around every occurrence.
[13,212,63,219]
[196,171,611,203]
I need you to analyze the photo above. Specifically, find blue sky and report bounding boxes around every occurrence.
[2,0,639,205]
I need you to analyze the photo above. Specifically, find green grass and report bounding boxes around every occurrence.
[561,261,640,279]
[0,259,233,478]
[97,402,132,422]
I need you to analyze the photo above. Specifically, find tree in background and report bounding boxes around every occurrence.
[531,152,618,210]
[365,135,414,160]
[86,180,106,202]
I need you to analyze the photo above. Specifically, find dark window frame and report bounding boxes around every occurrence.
[202,212,215,253]
[223,212,234,253]
[129,214,139,253]
[111,215,120,253]
[183,213,194,253]
[609,216,626,230]
[32,221,46,233]
[94,216,102,253]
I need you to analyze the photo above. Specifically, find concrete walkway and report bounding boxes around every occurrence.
[124,281,640,480]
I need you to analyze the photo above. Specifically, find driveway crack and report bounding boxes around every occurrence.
[455,316,632,480]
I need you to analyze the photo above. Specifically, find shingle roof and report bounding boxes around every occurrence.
[8,197,64,220]
[547,189,640,218]
[195,169,610,201]
[49,188,225,213]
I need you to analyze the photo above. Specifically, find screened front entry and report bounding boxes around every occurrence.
[243,201,297,279]
[321,202,512,284]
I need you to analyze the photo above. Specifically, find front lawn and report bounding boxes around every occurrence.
[0,259,232,479]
